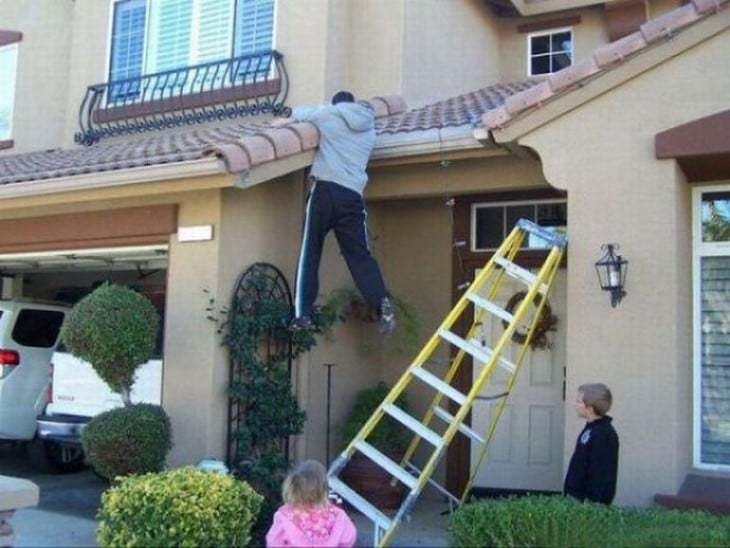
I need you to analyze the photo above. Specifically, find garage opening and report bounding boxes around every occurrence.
[0,244,168,356]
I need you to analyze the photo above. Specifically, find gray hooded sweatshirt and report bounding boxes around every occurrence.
[291,102,376,196]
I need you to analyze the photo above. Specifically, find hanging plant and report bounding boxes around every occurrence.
[501,290,558,350]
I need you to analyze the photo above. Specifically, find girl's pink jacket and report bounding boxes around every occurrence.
[265,503,357,547]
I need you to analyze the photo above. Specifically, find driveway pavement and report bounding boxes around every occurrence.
[0,442,102,547]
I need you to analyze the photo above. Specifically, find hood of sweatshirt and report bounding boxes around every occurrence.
[334,102,375,132]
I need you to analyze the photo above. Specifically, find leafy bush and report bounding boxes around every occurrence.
[449,495,730,547]
[82,403,172,480]
[341,381,411,453]
[97,466,263,547]
[62,283,159,404]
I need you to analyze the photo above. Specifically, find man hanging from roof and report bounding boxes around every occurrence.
[272,90,395,335]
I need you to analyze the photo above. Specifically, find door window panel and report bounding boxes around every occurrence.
[472,200,567,251]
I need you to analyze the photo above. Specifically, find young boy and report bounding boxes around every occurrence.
[563,383,619,504]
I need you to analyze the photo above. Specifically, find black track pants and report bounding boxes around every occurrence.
[295,180,388,319]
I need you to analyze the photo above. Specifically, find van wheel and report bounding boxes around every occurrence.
[27,438,86,474]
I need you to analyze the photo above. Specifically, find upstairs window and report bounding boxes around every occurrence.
[528,28,572,76]
[0,42,18,142]
[108,0,275,99]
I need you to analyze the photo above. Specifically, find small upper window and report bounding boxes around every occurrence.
[701,191,730,243]
[0,43,18,141]
[472,200,567,252]
[528,28,572,76]
[108,0,275,102]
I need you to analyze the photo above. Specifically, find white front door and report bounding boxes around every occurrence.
[470,269,567,491]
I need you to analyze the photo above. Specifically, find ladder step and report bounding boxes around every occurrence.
[382,403,443,448]
[328,476,392,531]
[517,218,567,249]
[354,441,418,490]
[411,366,467,406]
[466,293,514,324]
[432,406,486,444]
[439,328,493,364]
[493,256,548,295]
[467,338,517,373]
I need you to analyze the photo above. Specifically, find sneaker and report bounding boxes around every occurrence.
[378,297,396,335]
[290,316,314,332]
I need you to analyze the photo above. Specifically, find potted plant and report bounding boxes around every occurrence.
[340,382,411,511]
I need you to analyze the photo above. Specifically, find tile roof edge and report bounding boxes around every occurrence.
[205,94,407,175]
[481,0,729,134]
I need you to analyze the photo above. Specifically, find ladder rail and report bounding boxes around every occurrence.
[459,249,563,503]
[327,220,567,548]
[398,227,526,472]
[380,249,564,546]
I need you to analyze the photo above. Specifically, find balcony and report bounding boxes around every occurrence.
[75,50,289,145]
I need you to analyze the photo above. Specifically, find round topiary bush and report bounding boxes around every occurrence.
[82,403,172,480]
[97,467,263,548]
[62,283,159,404]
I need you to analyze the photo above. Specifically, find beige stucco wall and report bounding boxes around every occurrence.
[0,0,74,154]
[284,0,503,108]
[517,26,730,505]
[400,0,502,107]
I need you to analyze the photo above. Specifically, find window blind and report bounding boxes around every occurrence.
[700,255,730,465]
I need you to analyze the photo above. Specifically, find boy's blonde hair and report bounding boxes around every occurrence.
[579,383,613,416]
[282,459,329,508]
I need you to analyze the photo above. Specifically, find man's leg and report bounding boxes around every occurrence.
[331,185,394,333]
[294,182,333,323]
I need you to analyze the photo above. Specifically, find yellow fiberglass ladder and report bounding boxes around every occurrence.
[327,218,567,547]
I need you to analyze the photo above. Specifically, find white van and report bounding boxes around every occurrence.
[0,299,68,441]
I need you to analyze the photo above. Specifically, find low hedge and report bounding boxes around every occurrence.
[97,466,263,547]
[82,403,172,480]
[449,494,730,547]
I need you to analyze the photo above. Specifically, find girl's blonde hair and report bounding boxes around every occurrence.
[281,459,329,508]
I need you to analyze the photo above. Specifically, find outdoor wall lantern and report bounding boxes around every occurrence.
[595,243,627,307]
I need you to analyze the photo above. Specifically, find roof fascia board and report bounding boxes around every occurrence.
[0,157,227,201]
[510,0,606,16]
[484,11,730,143]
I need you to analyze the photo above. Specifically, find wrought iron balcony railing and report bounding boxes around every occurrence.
[75,49,290,145]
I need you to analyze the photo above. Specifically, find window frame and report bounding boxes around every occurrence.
[526,27,573,77]
[470,198,567,253]
[104,0,277,98]
[692,183,730,471]
[0,41,19,143]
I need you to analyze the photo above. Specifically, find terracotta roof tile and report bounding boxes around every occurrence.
[0,94,403,186]
[482,0,729,130]
[376,80,539,135]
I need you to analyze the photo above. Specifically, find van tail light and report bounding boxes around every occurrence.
[46,362,54,404]
[0,349,20,379]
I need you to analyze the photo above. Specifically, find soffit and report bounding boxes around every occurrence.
[655,109,730,182]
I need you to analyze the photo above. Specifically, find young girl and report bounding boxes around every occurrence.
[266,459,357,547]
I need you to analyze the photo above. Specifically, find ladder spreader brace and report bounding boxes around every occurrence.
[328,218,567,547]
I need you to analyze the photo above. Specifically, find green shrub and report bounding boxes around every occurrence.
[82,403,172,480]
[448,495,730,547]
[97,466,263,547]
[62,283,159,404]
